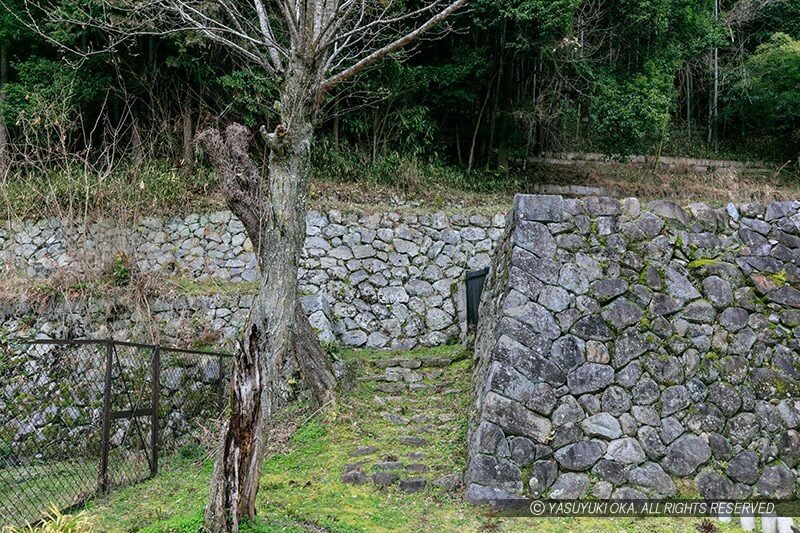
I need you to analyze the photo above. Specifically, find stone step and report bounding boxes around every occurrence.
[375,358,422,369]
[374,460,404,470]
[384,368,423,383]
[358,374,387,382]
[373,395,419,405]
[381,412,409,425]
[399,478,427,492]
[374,356,454,370]
[407,463,429,474]
[360,367,449,384]
[432,473,461,491]
[398,435,428,447]
[341,352,466,495]
[372,472,398,488]
[349,445,379,457]
[375,383,406,394]
[340,461,461,493]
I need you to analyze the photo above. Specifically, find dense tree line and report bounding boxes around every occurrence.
[0,0,798,176]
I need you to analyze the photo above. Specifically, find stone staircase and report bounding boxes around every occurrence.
[339,352,468,493]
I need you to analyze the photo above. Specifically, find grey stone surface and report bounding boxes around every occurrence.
[2,208,507,354]
[660,417,684,444]
[638,426,666,460]
[755,464,796,499]
[605,437,646,465]
[551,336,586,372]
[528,460,558,497]
[662,434,711,476]
[567,363,614,394]
[515,194,564,222]
[602,298,644,330]
[548,473,590,499]
[727,451,759,484]
[16,195,800,506]
[703,276,733,308]
[191,194,800,505]
[466,454,522,492]
[554,440,607,471]
[628,462,676,497]
[660,385,690,416]
[695,468,736,499]
[580,413,622,440]
[482,392,553,443]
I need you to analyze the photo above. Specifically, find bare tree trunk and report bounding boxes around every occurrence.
[468,81,493,172]
[197,100,335,530]
[131,117,143,169]
[293,299,336,408]
[205,251,297,530]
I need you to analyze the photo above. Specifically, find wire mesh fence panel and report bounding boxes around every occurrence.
[103,343,156,491]
[0,339,232,527]
[0,341,106,526]
[158,350,230,455]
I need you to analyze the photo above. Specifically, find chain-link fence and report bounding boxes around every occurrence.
[0,339,232,527]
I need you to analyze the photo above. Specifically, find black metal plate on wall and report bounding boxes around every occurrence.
[466,267,489,327]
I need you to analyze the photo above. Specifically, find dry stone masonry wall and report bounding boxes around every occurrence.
[0,340,228,459]
[467,194,800,503]
[0,208,505,349]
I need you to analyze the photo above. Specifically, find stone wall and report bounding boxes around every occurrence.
[467,194,800,503]
[0,208,506,349]
[0,337,228,460]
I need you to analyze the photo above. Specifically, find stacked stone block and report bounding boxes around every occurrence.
[467,194,800,503]
[0,209,506,349]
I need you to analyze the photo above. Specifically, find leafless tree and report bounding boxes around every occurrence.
[18,0,468,530]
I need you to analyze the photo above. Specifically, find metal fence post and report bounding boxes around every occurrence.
[98,341,113,493]
[150,346,160,477]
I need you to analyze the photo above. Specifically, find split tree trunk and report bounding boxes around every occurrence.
[197,111,335,531]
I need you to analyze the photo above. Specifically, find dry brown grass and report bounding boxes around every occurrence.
[3,161,798,222]
[310,162,800,212]
[531,163,800,206]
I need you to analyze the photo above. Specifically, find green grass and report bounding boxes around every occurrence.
[79,346,746,532]
[0,458,98,525]
[1,451,155,528]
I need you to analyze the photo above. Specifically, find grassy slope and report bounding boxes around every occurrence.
[3,156,799,223]
[79,345,749,533]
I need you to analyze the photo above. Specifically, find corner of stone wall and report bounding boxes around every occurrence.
[466,193,800,504]
[466,194,565,502]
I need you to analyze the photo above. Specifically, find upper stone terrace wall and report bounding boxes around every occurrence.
[467,194,800,503]
[0,208,505,349]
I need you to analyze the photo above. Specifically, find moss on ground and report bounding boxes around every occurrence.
[83,345,745,532]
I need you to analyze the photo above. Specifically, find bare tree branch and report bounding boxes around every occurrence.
[319,0,468,93]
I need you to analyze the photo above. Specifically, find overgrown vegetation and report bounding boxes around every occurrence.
[3,154,800,222]
[0,0,798,215]
[3,505,96,532]
[71,346,747,532]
